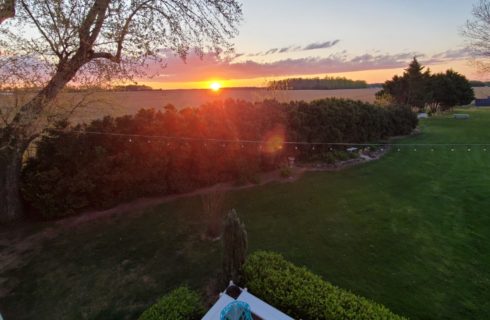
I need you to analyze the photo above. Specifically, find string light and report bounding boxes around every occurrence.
[51,129,490,152]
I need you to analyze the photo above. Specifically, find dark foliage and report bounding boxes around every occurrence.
[377,58,475,111]
[430,70,475,109]
[286,99,417,161]
[138,287,204,320]
[22,98,417,219]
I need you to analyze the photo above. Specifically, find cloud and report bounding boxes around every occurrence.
[146,50,427,82]
[431,48,471,61]
[246,40,341,57]
[304,40,340,51]
[264,48,279,55]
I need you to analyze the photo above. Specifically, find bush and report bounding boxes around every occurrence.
[286,99,417,162]
[138,287,204,320]
[243,251,407,320]
[22,98,417,219]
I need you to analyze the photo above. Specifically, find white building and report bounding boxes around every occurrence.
[202,282,294,320]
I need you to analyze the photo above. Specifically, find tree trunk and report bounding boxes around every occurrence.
[0,142,25,223]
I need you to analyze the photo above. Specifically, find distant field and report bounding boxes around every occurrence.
[66,86,490,123]
[67,88,380,122]
[2,87,490,124]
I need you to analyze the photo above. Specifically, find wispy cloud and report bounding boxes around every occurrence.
[304,40,340,51]
[148,50,428,82]
[430,48,471,61]
[247,40,341,57]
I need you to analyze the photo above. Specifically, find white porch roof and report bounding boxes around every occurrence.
[202,284,294,320]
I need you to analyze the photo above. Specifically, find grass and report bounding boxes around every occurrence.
[2,107,490,319]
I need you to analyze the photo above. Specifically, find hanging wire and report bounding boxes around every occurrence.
[50,129,490,149]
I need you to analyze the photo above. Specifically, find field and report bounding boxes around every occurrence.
[2,107,490,319]
[68,88,380,123]
[3,87,490,124]
[63,86,490,123]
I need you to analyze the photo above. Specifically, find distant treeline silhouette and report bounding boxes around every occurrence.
[469,80,490,87]
[269,76,368,90]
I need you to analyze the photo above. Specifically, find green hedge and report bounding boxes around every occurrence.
[243,251,407,320]
[138,287,204,320]
[22,99,417,219]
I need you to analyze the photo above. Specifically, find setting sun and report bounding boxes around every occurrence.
[210,82,222,91]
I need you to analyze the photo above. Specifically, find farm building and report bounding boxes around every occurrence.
[203,282,293,320]
[475,97,490,107]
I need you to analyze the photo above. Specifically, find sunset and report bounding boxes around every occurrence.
[2,1,490,320]
[210,81,222,92]
[134,1,485,90]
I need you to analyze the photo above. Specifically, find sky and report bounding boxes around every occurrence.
[141,0,485,89]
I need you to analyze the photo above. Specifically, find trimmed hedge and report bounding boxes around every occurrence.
[243,251,407,320]
[22,99,417,219]
[138,287,204,320]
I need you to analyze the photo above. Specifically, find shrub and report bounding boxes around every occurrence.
[22,98,417,219]
[243,251,407,320]
[138,287,204,320]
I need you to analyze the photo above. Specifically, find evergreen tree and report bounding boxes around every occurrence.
[222,209,248,286]
[405,58,431,109]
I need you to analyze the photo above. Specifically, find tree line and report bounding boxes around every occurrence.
[22,98,417,219]
[269,76,368,90]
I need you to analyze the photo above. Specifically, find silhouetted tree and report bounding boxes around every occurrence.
[378,58,431,111]
[378,59,473,112]
[430,70,475,110]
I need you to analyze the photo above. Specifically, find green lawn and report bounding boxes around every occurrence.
[2,108,490,319]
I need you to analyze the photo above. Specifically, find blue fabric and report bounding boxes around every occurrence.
[220,301,253,320]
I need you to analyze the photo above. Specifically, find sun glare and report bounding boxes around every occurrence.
[210,82,222,92]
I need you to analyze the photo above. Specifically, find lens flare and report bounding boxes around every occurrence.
[262,126,286,154]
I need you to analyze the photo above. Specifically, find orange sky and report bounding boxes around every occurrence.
[134,0,487,91]
[140,59,482,90]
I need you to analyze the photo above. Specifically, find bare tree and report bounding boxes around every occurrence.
[0,0,242,222]
[463,0,490,72]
